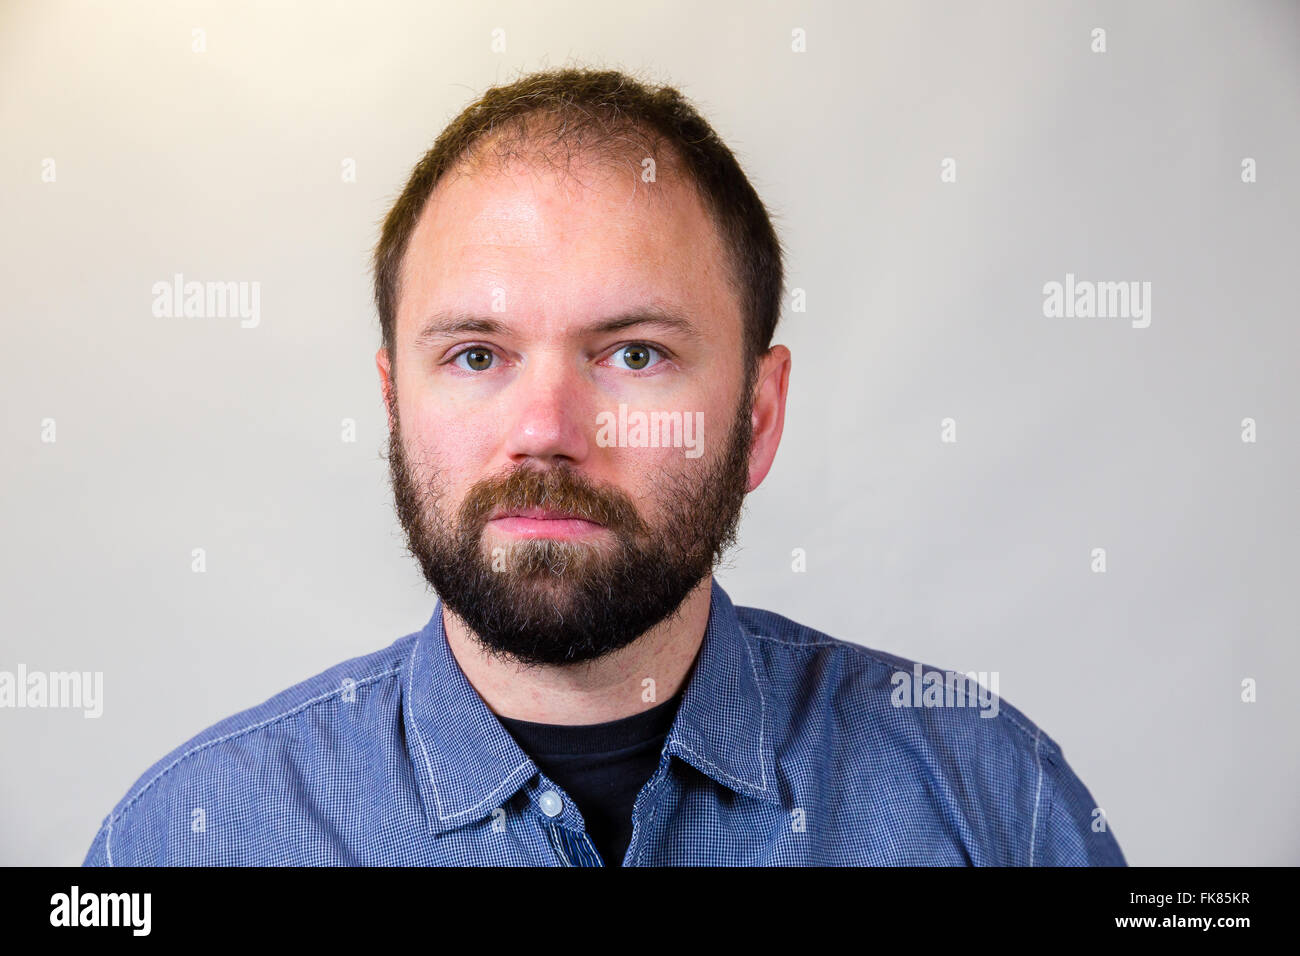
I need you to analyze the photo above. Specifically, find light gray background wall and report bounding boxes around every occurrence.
[2,0,1296,866]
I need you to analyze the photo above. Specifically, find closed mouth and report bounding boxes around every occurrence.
[491,507,602,525]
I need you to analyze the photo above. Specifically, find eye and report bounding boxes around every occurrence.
[606,343,664,372]
[451,346,496,372]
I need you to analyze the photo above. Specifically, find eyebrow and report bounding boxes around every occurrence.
[412,306,703,349]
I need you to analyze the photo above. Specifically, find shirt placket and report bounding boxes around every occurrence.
[528,775,603,866]
[615,750,675,866]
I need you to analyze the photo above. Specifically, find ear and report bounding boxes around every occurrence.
[745,345,791,492]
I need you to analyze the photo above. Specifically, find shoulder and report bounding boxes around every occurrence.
[735,600,1058,755]
[82,634,417,866]
[732,600,1125,865]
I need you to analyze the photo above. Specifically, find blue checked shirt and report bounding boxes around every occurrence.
[83,580,1125,866]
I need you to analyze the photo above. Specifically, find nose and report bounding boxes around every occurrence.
[500,350,593,467]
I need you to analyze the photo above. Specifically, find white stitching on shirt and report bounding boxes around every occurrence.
[104,663,403,832]
[1029,726,1043,866]
[548,824,572,866]
[754,620,1066,866]
[671,739,769,795]
[633,806,656,865]
[404,638,533,824]
[405,640,441,816]
[748,628,1059,757]
[739,629,772,793]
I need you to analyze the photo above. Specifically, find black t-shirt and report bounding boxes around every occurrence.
[497,690,684,866]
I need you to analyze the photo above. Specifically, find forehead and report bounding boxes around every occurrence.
[396,154,740,343]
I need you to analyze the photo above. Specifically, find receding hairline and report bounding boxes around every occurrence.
[431,109,697,210]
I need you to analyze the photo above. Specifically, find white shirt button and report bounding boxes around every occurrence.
[538,790,563,817]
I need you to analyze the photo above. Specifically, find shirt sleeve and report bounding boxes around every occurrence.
[82,818,112,867]
[1033,744,1127,866]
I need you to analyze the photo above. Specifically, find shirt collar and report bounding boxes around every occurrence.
[402,577,781,835]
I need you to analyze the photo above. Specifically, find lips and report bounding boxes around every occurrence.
[490,506,602,525]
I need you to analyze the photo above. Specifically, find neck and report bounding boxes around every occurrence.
[442,575,713,725]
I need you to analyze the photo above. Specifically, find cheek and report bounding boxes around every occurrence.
[401,403,489,483]
[604,443,693,508]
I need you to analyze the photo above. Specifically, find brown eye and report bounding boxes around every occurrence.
[613,344,660,371]
[456,347,494,371]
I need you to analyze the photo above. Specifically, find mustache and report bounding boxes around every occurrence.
[459,465,651,536]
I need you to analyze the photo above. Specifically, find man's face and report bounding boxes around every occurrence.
[379,153,757,667]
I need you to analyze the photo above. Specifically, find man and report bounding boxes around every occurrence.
[84,67,1124,866]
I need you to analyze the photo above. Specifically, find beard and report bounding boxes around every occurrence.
[385,377,755,668]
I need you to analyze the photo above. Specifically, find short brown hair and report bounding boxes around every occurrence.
[372,67,785,387]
